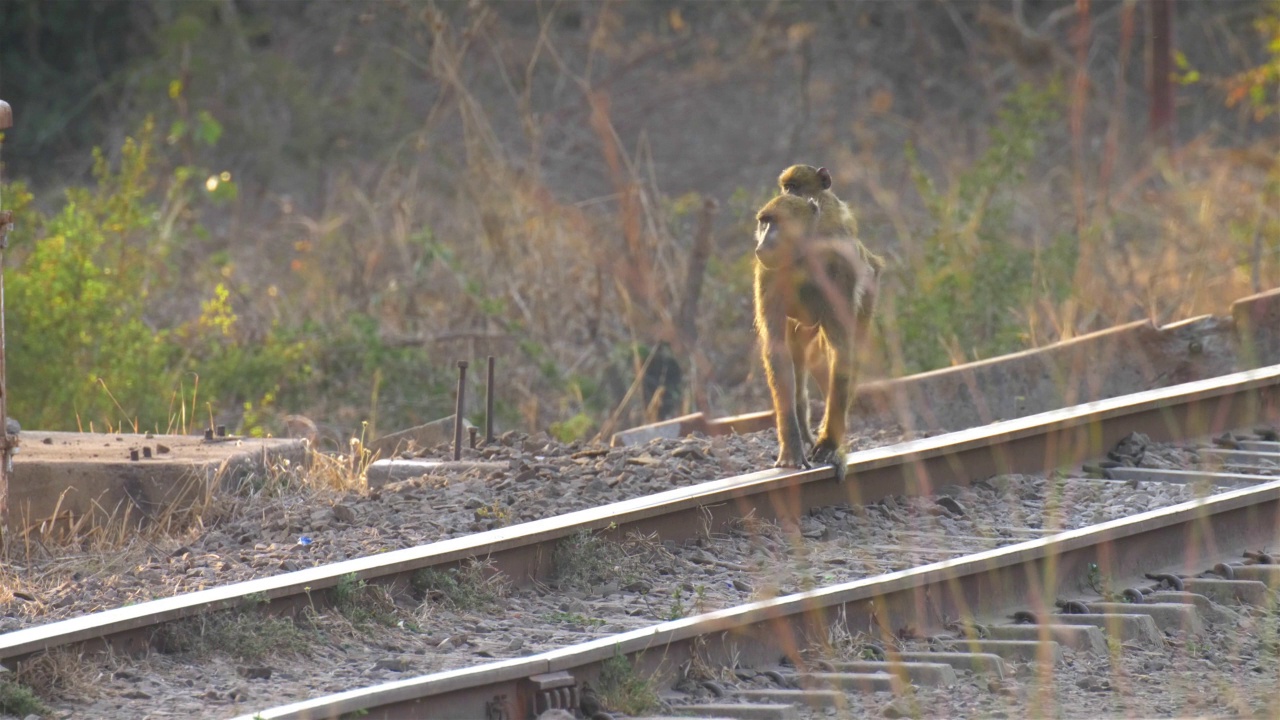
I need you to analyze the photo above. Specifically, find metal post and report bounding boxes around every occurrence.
[453,361,468,461]
[1148,0,1176,148]
[0,98,14,533]
[485,355,495,444]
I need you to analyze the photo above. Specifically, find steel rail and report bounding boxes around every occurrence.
[236,475,1280,719]
[2,365,1278,667]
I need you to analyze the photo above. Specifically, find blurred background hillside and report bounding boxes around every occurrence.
[0,0,1276,445]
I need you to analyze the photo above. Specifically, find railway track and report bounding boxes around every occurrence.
[4,365,1280,718]
[242,465,1280,720]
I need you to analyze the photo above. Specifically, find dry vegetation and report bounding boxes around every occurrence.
[0,0,1277,441]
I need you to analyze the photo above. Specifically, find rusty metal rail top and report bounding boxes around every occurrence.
[235,476,1280,719]
[2,364,1279,662]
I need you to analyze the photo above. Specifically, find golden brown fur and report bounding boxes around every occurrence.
[778,164,859,238]
[753,194,878,481]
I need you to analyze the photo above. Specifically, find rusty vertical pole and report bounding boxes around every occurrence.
[0,98,14,535]
[453,361,468,461]
[485,355,495,444]
[1147,0,1176,148]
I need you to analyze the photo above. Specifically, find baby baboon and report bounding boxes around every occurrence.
[753,194,879,482]
[778,164,859,239]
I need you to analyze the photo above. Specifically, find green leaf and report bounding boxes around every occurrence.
[195,110,223,147]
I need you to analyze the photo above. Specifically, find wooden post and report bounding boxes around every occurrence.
[0,97,13,533]
[1147,0,1176,147]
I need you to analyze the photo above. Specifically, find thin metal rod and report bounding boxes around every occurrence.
[485,356,495,444]
[454,361,468,461]
[0,98,12,532]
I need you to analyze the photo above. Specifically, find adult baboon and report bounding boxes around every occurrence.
[753,194,879,482]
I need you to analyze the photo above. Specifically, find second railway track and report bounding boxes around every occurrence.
[4,365,1280,718]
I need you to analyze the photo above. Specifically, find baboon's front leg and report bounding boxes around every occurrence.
[759,304,810,471]
[787,322,817,449]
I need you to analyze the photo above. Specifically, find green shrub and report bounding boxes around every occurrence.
[159,608,312,660]
[891,82,1075,374]
[3,120,310,432]
[0,678,48,716]
[598,650,658,716]
[412,562,506,611]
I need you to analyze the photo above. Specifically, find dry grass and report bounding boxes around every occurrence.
[12,648,97,703]
[271,3,1278,434]
[412,558,509,619]
[10,4,1279,439]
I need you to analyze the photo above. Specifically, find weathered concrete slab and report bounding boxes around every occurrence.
[734,689,843,709]
[894,651,1008,678]
[672,704,798,720]
[11,430,306,532]
[1232,287,1280,368]
[984,623,1108,654]
[364,459,507,488]
[1178,578,1270,606]
[368,415,473,459]
[938,639,1063,664]
[1144,592,1236,624]
[1049,613,1162,646]
[830,660,958,686]
[790,671,900,693]
[610,413,707,447]
[1222,564,1280,588]
[704,410,772,437]
[1102,467,1268,487]
[1084,602,1204,636]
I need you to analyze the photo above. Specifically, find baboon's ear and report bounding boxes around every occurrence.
[817,167,833,190]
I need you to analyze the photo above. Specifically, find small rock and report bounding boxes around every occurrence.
[374,656,414,672]
[228,686,249,702]
[1076,676,1112,692]
[120,690,152,699]
[935,496,967,516]
[671,445,705,460]
[882,699,916,718]
[331,504,358,524]
[237,666,273,680]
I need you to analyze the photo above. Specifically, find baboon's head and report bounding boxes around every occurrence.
[778,164,832,198]
[755,195,820,269]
